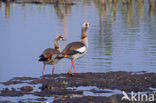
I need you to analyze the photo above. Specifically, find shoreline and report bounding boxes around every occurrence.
[0,71,156,102]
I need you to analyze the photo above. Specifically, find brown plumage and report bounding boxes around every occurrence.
[40,48,59,62]
[56,22,91,74]
[60,42,85,58]
[39,36,65,75]
[43,48,59,58]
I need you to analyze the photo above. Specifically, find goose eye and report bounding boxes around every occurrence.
[59,36,62,39]
[60,36,65,40]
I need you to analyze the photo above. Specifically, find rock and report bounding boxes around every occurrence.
[20,86,33,92]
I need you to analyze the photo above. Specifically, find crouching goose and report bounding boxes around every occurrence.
[39,36,65,75]
[56,22,91,74]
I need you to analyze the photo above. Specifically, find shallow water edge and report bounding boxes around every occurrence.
[0,71,156,102]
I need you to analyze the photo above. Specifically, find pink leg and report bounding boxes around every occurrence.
[68,60,73,74]
[42,64,46,76]
[72,60,78,73]
[52,65,55,74]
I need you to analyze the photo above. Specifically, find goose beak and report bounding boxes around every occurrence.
[62,38,66,41]
[88,22,91,25]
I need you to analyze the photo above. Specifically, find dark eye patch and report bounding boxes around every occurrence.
[59,36,63,39]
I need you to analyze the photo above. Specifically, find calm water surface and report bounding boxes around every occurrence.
[0,0,156,82]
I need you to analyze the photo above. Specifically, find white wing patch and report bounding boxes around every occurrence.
[76,46,86,53]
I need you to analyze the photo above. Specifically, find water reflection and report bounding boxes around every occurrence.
[123,0,134,26]
[95,0,107,19]
[137,0,145,22]
[5,3,10,18]
[54,4,71,19]
[149,0,156,17]
[0,1,2,7]
[1,0,156,20]
[0,0,156,81]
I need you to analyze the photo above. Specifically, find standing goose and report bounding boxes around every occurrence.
[57,22,91,74]
[39,36,65,75]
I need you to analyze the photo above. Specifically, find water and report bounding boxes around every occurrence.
[0,0,156,82]
[67,86,123,97]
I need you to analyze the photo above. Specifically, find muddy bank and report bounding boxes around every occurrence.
[0,71,156,102]
[54,94,156,103]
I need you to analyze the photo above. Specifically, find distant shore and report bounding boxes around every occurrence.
[1,0,75,5]
[0,71,156,102]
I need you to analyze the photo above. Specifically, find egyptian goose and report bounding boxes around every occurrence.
[39,36,65,75]
[57,22,91,74]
